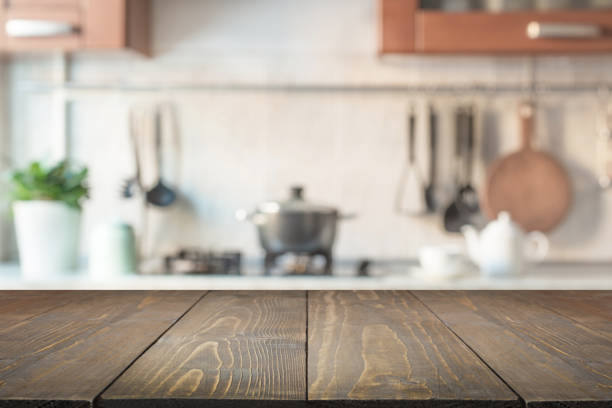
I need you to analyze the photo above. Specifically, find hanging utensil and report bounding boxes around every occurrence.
[458,105,479,213]
[121,108,143,199]
[145,108,176,207]
[482,101,571,232]
[424,105,438,212]
[395,106,426,215]
[597,98,612,189]
[444,107,469,232]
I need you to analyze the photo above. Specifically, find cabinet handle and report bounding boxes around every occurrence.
[526,22,602,39]
[5,19,79,38]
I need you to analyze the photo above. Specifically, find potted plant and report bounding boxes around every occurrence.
[8,160,88,280]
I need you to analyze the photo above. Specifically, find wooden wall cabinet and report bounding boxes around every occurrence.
[0,0,150,54]
[380,0,612,54]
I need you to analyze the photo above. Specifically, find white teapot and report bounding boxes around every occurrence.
[461,212,549,277]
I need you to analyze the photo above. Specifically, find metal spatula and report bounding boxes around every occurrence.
[395,107,426,215]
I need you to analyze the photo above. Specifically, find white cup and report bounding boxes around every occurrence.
[419,245,474,280]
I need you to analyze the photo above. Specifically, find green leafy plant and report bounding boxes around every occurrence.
[7,160,89,210]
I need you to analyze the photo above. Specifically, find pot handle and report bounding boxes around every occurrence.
[338,213,358,220]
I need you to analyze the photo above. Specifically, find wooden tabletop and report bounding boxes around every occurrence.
[0,291,610,407]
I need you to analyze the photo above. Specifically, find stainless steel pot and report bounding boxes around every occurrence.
[236,186,353,254]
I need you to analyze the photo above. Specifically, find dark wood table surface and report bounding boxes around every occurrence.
[0,291,610,407]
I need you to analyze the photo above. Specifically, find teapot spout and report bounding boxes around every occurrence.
[461,225,480,265]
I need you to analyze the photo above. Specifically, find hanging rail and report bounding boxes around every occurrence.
[16,80,612,94]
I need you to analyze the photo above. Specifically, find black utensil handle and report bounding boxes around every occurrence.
[455,108,464,186]
[408,111,416,164]
[455,108,463,157]
[429,106,437,182]
[466,106,475,182]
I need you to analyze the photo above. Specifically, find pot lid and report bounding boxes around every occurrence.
[257,186,337,215]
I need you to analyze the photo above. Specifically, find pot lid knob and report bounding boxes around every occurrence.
[290,185,304,200]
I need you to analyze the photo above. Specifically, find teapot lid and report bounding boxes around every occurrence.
[486,211,523,234]
[497,211,512,223]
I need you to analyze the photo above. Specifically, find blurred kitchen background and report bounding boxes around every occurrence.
[0,0,611,288]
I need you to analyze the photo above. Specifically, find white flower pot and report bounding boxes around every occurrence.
[13,201,81,280]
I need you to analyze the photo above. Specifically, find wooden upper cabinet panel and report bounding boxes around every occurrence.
[380,0,612,54]
[82,0,150,54]
[82,0,126,50]
[6,0,80,8]
[379,0,417,53]
[7,0,78,6]
[0,0,150,54]
[125,0,150,55]
[1,6,82,51]
[417,10,612,53]
[0,4,4,49]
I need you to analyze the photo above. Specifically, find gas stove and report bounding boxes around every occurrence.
[264,251,333,276]
[163,248,339,276]
[164,249,242,275]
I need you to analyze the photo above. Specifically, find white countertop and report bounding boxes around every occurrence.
[1,262,610,290]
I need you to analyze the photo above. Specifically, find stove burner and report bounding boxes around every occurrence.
[164,249,241,275]
[264,250,332,276]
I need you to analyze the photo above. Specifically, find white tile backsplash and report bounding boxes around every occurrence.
[3,0,612,262]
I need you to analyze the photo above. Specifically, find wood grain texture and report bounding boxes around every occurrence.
[100,291,307,408]
[0,291,83,329]
[414,291,612,407]
[524,291,612,336]
[0,291,203,408]
[307,291,519,407]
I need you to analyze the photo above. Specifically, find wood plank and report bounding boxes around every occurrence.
[0,291,203,408]
[523,291,612,336]
[307,291,519,407]
[414,291,612,407]
[100,291,307,408]
[0,291,84,328]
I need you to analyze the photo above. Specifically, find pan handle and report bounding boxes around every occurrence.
[519,102,535,150]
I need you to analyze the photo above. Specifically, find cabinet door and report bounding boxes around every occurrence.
[417,10,612,53]
[1,0,82,51]
[82,0,149,54]
[379,0,417,53]
[6,0,80,7]
[380,0,612,54]
[0,0,149,53]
